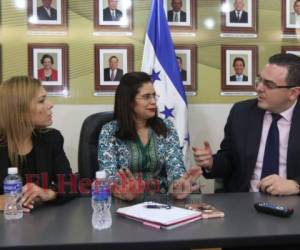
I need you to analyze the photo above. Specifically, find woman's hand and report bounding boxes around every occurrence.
[111,169,145,201]
[21,183,57,212]
[170,166,203,200]
[183,165,203,182]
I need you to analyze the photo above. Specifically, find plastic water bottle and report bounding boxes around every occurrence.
[91,170,112,230]
[3,167,23,220]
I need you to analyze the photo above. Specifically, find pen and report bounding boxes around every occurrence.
[145,204,171,209]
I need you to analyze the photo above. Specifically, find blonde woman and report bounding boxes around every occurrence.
[0,76,75,211]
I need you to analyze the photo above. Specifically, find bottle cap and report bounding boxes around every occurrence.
[95,170,106,179]
[8,167,18,175]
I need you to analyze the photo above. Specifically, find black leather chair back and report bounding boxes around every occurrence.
[78,111,113,182]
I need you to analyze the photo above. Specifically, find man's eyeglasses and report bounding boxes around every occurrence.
[136,93,159,102]
[255,76,298,90]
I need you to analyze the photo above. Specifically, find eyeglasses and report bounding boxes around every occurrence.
[135,93,159,102]
[255,76,298,90]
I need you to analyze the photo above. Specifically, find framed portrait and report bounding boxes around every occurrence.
[221,0,257,34]
[282,46,300,56]
[221,45,257,91]
[164,0,196,32]
[94,0,133,32]
[282,0,300,34]
[94,44,133,93]
[28,43,69,96]
[174,44,197,92]
[27,0,68,31]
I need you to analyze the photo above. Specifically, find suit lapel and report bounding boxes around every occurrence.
[287,99,300,178]
[244,103,265,185]
[43,8,51,19]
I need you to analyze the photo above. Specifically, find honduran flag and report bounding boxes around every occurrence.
[141,0,189,165]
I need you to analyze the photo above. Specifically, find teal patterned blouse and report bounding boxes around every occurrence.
[97,119,186,191]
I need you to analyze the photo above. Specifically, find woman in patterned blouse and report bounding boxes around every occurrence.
[98,72,202,201]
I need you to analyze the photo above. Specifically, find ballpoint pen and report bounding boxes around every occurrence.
[145,204,171,209]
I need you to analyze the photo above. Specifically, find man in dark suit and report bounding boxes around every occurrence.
[37,0,57,21]
[193,53,300,196]
[167,0,186,22]
[103,0,123,21]
[230,57,248,82]
[176,56,187,81]
[229,0,248,23]
[104,56,123,81]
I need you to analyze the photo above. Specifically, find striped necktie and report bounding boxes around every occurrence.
[112,10,116,21]
[110,70,115,81]
[174,12,179,22]
[237,11,240,21]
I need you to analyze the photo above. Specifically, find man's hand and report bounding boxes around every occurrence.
[170,166,203,200]
[258,174,300,196]
[192,141,213,170]
[21,183,57,212]
[111,169,145,201]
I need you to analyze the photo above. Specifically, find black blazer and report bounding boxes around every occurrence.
[104,68,123,81]
[180,69,187,81]
[229,10,248,23]
[167,10,187,22]
[103,7,123,21]
[230,75,248,81]
[37,6,57,20]
[204,98,300,192]
[0,129,76,203]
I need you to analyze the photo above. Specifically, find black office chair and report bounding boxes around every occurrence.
[78,111,114,190]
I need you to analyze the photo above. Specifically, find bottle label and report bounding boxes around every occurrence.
[92,185,111,201]
[4,182,22,194]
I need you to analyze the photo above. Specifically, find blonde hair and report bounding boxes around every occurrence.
[0,76,42,166]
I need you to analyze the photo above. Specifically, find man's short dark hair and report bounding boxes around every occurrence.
[232,57,245,67]
[176,56,182,63]
[269,53,300,86]
[109,55,119,62]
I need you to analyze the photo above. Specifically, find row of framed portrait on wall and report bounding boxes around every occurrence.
[24,43,196,96]
[0,43,297,96]
[26,0,300,34]
[222,45,300,92]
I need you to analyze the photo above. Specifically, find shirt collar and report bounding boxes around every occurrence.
[266,100,297,122]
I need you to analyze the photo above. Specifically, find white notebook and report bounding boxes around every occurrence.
[116,201,202,229]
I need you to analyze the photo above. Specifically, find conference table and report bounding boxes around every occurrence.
[0,192,300,250]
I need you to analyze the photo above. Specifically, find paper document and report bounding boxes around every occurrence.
[117,202,201,229]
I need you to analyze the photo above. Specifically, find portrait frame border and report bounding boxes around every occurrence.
[28,43,69,95]
[166,0,197,32]
[27,0,68,31]
[281,45,300,54]
[281,0,300,35]
[174,44,197,92]
[94,44,133,93]
[221,44,257,92]
[220,0,258,34]
[93,0,133,32]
